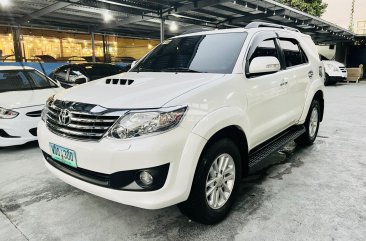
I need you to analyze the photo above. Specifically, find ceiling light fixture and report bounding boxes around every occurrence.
[102,10,113,23]
[0,0,11,8]
[169,21,178,32]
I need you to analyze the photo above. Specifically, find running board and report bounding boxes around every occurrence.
[248,126,306,173]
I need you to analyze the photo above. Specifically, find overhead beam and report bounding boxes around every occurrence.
[229,10,286,25]
[99,0,234,30]
[19,2,72,24]
[166,0,233,15]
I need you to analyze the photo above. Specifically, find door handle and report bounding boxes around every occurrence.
[308,70,314,79]
[280,80,288,86]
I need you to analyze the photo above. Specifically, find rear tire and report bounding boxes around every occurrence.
[295,100,321,146]
[178,138,242,224]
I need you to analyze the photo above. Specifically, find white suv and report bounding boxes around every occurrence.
[38,22,325,224]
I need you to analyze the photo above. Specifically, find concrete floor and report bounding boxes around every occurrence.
[1,83,366,241]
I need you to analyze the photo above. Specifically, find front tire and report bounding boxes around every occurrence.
[178,138,242,224]
[295,100,321,146]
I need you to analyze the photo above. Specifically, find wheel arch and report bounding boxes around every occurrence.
[200,125,249,177]
[313,90,324,122]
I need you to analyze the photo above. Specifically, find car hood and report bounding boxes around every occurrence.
[56,72,225,109]
[322,60,345,67]
[0,88,62,110]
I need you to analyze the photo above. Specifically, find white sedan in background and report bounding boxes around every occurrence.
[0,66,62,147]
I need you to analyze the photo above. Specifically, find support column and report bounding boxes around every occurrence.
[102,34,106,63]
[12,27,23,62]
[59,38,64,57]
[91,32,96,62]
[160,18,165,43]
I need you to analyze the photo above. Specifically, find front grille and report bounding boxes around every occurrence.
[46,103,119,141]
[26,110,42,117]
[339,67,347,73]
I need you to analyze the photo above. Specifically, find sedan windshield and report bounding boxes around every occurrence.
[131,32,247,74]
[0,69,57,93]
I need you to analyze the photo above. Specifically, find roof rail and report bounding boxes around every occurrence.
[245,21,300,32]
[181,27,214,35]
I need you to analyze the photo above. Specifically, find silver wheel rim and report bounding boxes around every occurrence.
[309,107,319,138]
[205,153,236,209]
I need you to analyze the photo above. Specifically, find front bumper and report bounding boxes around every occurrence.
[0,106,42,147]
[38,121,207,209]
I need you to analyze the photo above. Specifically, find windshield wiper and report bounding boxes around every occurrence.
[160,67,202,73]
[133,66,157,73]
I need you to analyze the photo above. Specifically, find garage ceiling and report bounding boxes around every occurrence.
[0,0,363,43]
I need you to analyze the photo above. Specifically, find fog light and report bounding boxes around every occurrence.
[139,171,153,186]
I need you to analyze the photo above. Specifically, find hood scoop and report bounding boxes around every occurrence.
[106,78,134,85]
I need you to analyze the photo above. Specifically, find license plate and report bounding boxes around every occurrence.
[49,143,77,168]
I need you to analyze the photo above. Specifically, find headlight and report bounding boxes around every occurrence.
[109,106,187,139]
[327,64,339,72]
[41,95,55,122]
[0,107,19,119]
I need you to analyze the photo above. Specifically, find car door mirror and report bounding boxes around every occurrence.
[74,77,88,84]
[130,61,137,69]
[249,56,281,75]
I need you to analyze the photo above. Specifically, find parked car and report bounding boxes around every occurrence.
[38,22,324,224]
[320,54,347,85]
[0,66,62,147]
[50,63,125,88]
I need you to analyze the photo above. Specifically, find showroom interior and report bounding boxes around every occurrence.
[1,0,366,240]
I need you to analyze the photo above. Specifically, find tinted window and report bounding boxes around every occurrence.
[279,39,308,68]
[250,39,279,63]
[28,70,56,88]
[132,32,247,74]
[0,70,32,92]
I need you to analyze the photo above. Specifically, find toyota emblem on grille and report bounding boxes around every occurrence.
[59,109,71,125]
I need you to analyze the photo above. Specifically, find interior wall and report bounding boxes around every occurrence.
[347,46,366,78]
[117,38,159,59]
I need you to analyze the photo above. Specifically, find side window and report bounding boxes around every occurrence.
[27,70,56,88]
[0,70,32,92]
[247,39,280,77]
[279,39,308,68]
[249,39,279,64]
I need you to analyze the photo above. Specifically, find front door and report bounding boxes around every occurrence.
[244,35,290,148]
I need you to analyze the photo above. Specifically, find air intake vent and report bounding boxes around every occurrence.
[26,110,42,117]
[106,79,134,85]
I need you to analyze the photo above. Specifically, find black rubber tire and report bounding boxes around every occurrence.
[178,138,242,224]
[295,99,321,146]
[324,74,331,86]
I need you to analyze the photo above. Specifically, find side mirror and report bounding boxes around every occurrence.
[249,56,281,75]
[130,61,137,69]
[74,77,88,85]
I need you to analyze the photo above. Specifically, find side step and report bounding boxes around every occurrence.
[248,126,306,173]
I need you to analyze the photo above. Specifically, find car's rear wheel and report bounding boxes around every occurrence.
[178,138,242,224]
[295,99,321,146]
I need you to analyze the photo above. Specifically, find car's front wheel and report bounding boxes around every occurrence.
[178,138,242,224]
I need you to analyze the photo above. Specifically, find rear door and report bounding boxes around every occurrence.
[276,34,311,123]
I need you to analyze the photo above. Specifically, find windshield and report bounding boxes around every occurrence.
[0,69,57,93]
[131,32,247,74]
